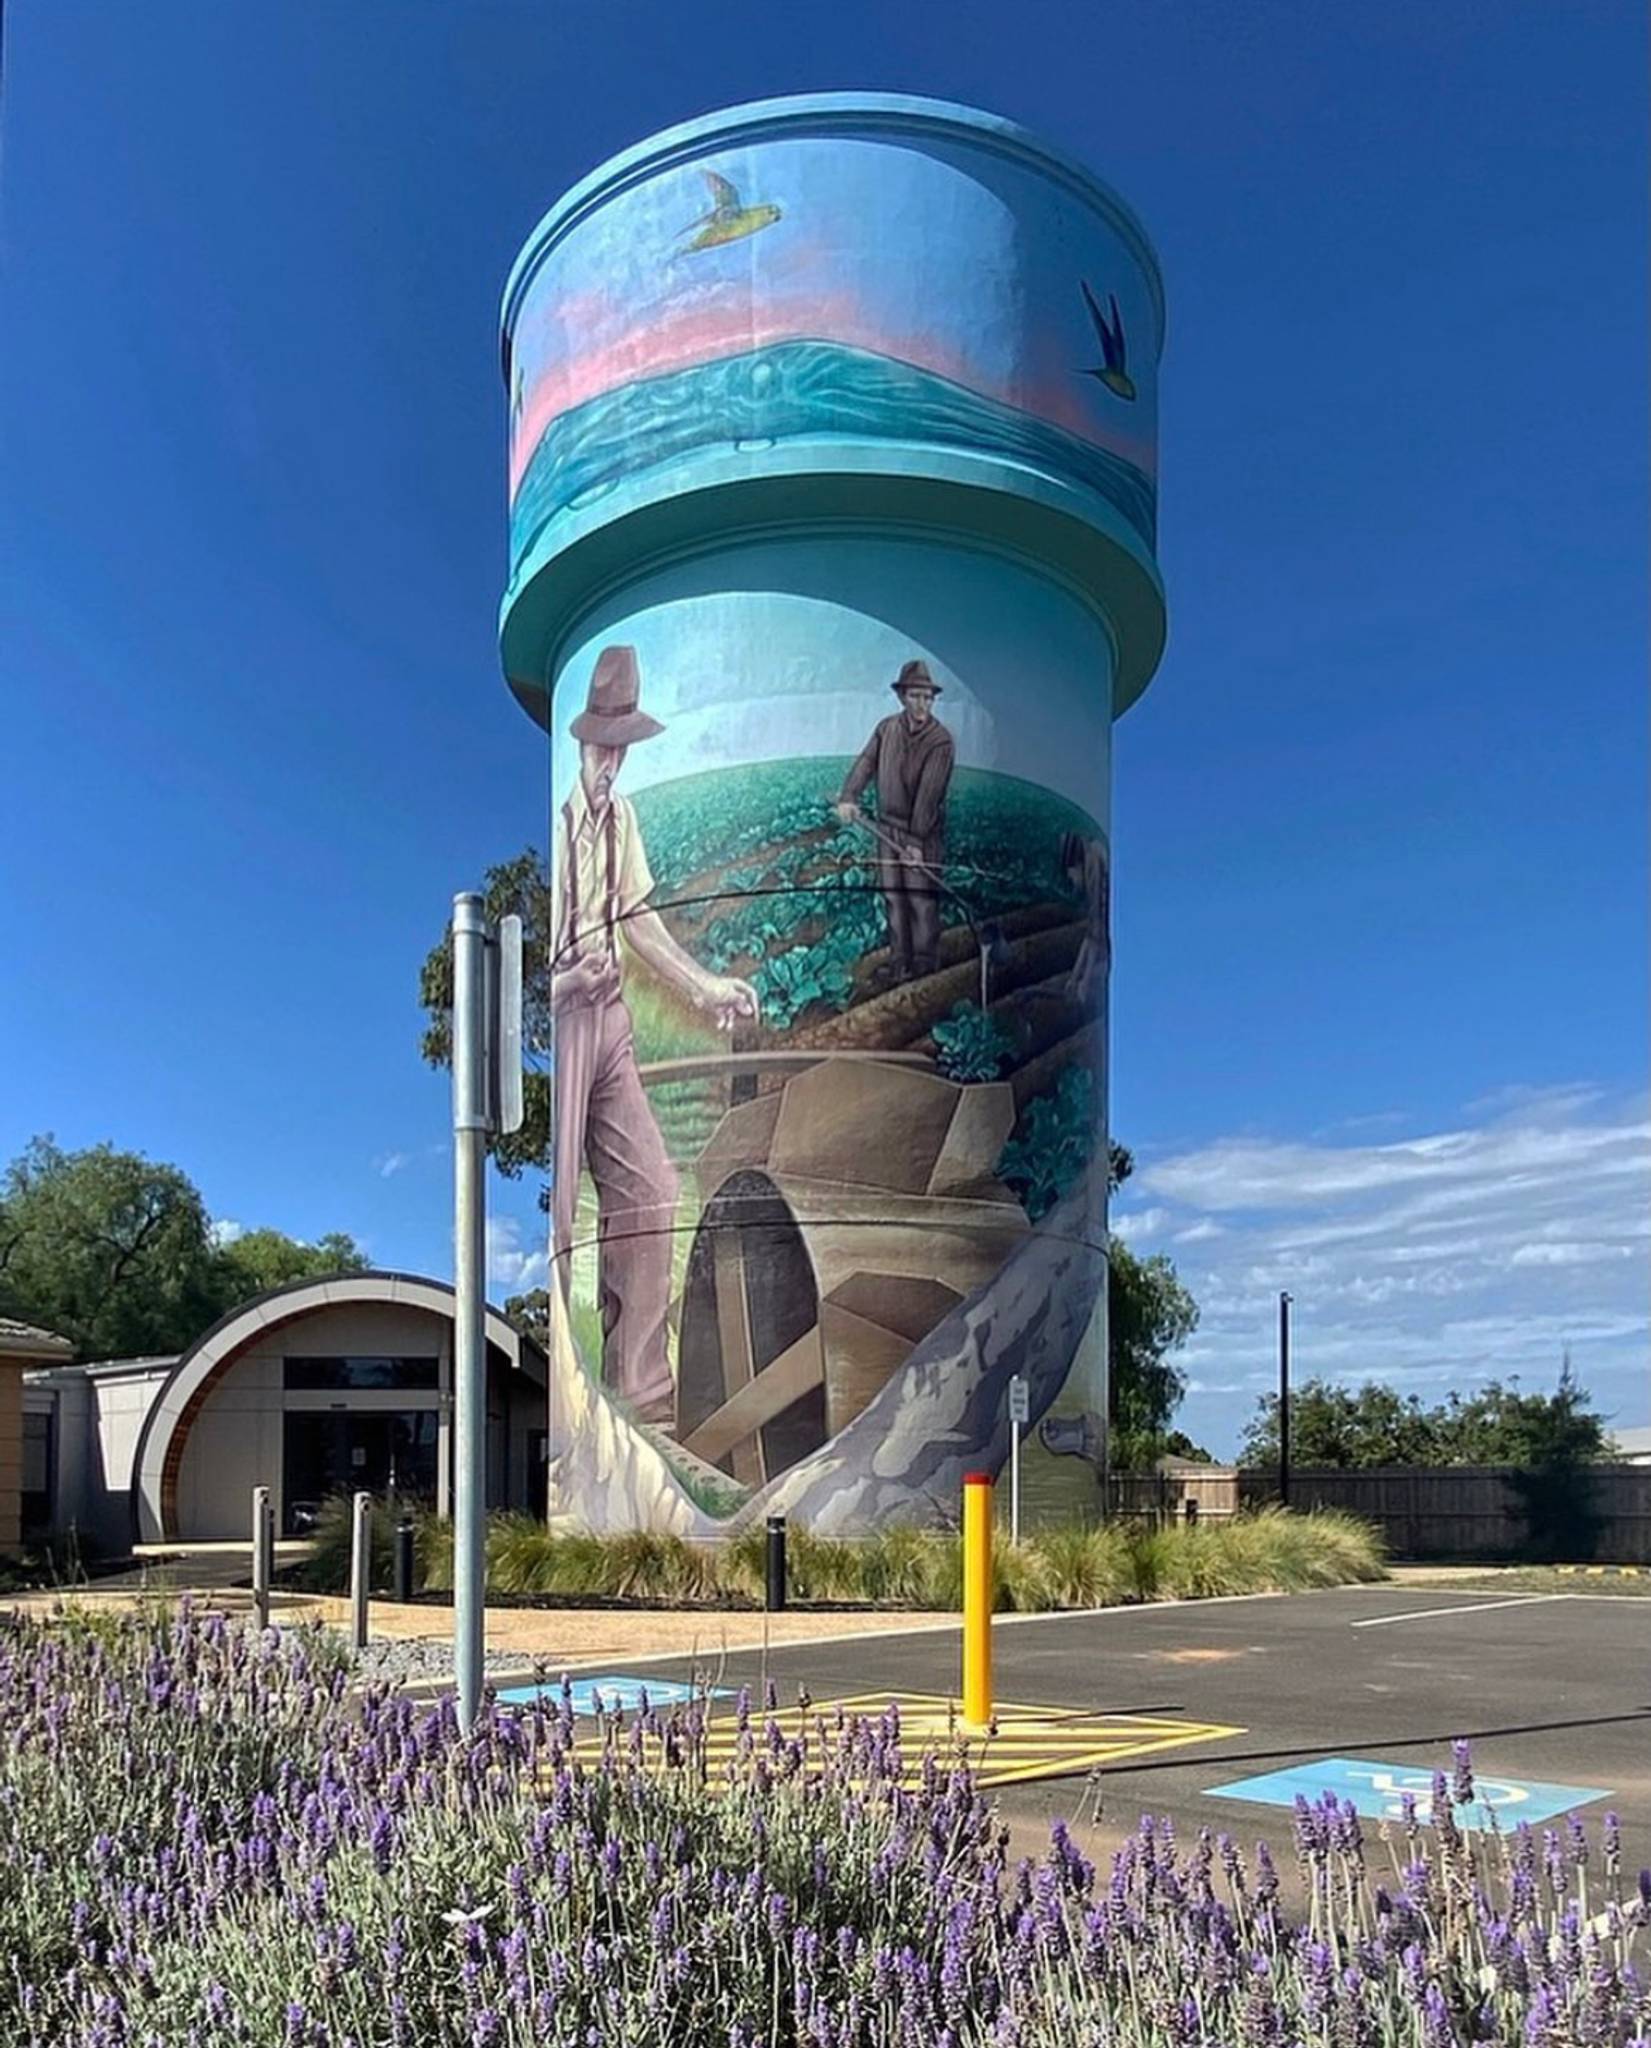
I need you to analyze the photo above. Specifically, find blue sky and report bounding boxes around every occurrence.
[1,1,1643,1452]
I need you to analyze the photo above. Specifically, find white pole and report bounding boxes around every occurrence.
[250,1485,271,1631]
[452,891,489,1732]
[349,1490,372,1651]
[1011,1415,1022,1547]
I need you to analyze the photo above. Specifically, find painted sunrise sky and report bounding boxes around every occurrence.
[507,136,1161,497]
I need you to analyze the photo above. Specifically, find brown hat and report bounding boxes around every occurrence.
[891,658,941,698]
[569,646,665,745]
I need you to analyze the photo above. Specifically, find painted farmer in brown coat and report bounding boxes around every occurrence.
[835,660,955,983]
[552,646,757,1424]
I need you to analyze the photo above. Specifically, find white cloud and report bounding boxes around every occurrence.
[486,1215,548,1293]
[208,1218,244,1247]
[1122,1088,1651,1456]
[1111,1206,1170,1242]
[374,1150,411,1179]
[1509,1242,1635,1268]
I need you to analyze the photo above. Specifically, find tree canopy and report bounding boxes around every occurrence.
[420,849,552,1191]
[1240,1365,1615,1470]
[0,1137,368,1359]
[212,1227,370,1301]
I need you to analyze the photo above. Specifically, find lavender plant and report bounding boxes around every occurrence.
[1,1605,1645,2046]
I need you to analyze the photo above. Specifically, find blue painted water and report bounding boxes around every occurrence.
[511,340,1156,567]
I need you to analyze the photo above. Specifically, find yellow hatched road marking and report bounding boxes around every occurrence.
[563,1691,1244,1790]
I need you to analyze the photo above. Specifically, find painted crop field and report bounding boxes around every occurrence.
[632,759,1100,1045]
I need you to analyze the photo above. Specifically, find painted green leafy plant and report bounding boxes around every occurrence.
[997,1063,1096,1220]
[930,1002,1017,1082]
[753,942,857,1027]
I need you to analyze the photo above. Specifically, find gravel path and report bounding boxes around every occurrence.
[328,1632,540,1686]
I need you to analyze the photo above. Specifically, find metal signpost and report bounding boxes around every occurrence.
[250,1485,273,1632]
[1007,1373,1029,1546]
[451,898,524,1733]
[1278,1290,1293,1508]
[349,1490,373,1651]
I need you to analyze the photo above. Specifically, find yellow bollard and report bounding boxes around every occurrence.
[962,1470,993,1730]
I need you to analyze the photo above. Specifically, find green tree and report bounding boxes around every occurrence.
[1106,1145,1200,1470]
[1241,1378,1446,1469]
[1107,1242,1199,1469]
[0,1137,369,1358]
[1446,1363,1612,1560]
[1241,1366,1613,1472]
[502,1287,550,1348]
[419,849,552,1192]
[0,1137,223,1358]
[212,1226,369,1303]
[1440,1365,1612,1466]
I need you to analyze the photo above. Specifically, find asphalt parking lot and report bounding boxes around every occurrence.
[525,1585,1651,1866]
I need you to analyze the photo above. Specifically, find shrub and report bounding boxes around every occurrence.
[295,1500,1384,1612]
[297,1494,447,1594]
[1011,1522,1136,1611]
[0,1606,1642,2044]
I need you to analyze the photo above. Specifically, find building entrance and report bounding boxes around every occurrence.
[282,1410,439,1534]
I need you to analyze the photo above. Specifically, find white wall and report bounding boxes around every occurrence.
[175,1301,449,1540]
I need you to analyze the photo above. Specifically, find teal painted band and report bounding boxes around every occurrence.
[499,452,1167,729]
[500,92,1166,354]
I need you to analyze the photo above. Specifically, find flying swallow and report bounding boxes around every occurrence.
[679,168,782,253]
[1079,280,1136,401]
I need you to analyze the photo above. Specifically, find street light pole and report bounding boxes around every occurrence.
[451,892,488,1733]
[1278,1290,1293,1509]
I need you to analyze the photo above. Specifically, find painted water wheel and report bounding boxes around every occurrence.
[675,1168,826,1486]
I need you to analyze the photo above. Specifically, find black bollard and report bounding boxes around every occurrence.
[1184,1497,1199,1527]
[765,1515,787,1612]
[393,1516,416,1603]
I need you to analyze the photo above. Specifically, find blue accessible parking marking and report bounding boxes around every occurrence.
[495,1675,734,1717]
[1207,1756,1611,1832]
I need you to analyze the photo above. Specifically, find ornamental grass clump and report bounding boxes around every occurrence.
[3,1605,1647,2045]
[302,1502,1385,1612]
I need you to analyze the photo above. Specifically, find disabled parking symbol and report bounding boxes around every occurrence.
[1207,1755,1611,1831]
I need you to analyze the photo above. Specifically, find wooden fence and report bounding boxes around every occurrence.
[1106,1464,1651,1563]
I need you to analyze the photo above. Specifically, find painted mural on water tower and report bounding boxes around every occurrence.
[503,107,1162,1535]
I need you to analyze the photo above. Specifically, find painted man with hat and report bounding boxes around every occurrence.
[552,645,758,1425]
[835,659,956,984]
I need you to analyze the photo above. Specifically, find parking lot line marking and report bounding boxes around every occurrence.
[1351,1594,1567,1629]
[544,1690,1243,1790]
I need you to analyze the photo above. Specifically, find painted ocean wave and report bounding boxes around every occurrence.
[510,339,1156,568]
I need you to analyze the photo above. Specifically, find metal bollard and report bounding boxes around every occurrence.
[250,1486,273,1632]
[393,1516,416,1604]
[765,1515,787,1612]
[962,1472,993,1730]
[349,1492,373,1651]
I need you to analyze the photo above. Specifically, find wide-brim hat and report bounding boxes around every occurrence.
[569,644,665,745]
[891,658,941,698]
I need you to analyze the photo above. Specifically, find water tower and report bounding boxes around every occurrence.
[500,94,1165,1533]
